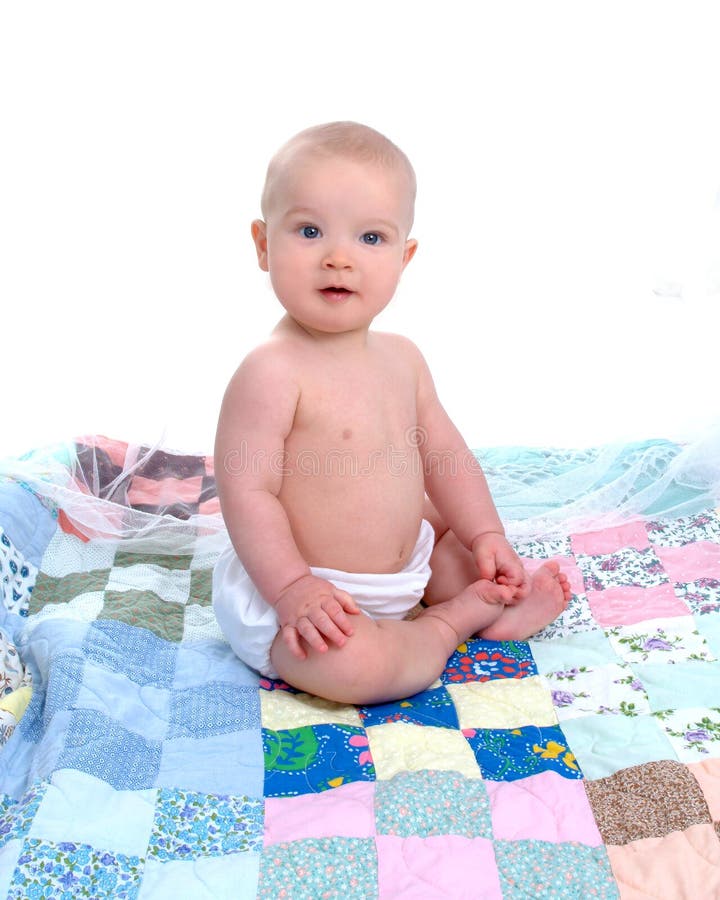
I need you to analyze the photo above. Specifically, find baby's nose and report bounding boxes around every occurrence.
[322,245,354,269]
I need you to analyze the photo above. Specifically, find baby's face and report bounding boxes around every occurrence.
[252,155,417,337]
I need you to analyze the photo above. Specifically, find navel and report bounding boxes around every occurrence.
[342,428,352,440]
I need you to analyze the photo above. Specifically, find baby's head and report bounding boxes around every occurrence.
[260,121,417,236]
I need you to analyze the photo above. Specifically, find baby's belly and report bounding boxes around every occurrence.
[279,467,427,574]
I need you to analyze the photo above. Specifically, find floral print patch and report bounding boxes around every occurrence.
[358,687,459,729]
[149,788,263,859]
[257,837,377,899]
[1,528,37,616]
[514,537,573,559]
[655,707,720,762]
[674,578,720,615]
[544,663,651,720]
[463,725,583,781]
[441,639,536,684]
[531,592,596,641]
[577,547,668,592]
[494,839,619,899]
[8,837,142,899]
[263,724,375,797]
[606,618,715,665]
[0,782,47,850]
[647,511,720,548]
[374,769,492,838]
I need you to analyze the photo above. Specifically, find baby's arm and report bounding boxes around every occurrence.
[409,341,528,596]
[215,346,359,659]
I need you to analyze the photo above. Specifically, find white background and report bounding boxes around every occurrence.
[2,1,719,459]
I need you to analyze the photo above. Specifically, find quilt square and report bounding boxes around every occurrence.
[0,528,37,616]
[43,651,84,725]
[358,686,459,729]
[689,759,720,821]
[0,782,47,850]
[605,616,715,665]
[258,837,377,899]
[448,677,557,730]
[264,782,376,844]
[571,521,650,556]
[138,854,259,900]
[674,577,720,615]
[647,510,720,547]
[655,541,720,583]
[75,664,170,741]
[654,707,720,762]
[441,639,536,684]
[577,546,668,592]
[149,788,263,859]
[606,824,720,898]
[587,583,690,627]
[83,619,178,689]
[8,836,143,899]
[158,730,264,799]
[530,591,597,641]
[263,724,375,797]
[634,661,720,712]
[560,714,675,780]
[374,770,492,838]
[260,689,362,730]
[494,839,618,899]
[168,683,260,738]
[543,662,651,721]
[529,627,619,676]
[106,563,191,607]
[112,551,194,572]
[584,760,712,844]
[29,568,111,615]
[366,722,481,781]
[515,536,572,558]
[463,724,582,781]
[182,604,225,643]
[188,567,213,607]
[38,529,117,578]
[375,834,501,899]
[30,769,156,858]
[99,589,185,643]
[486,770,601,844]
[58,709,161,790]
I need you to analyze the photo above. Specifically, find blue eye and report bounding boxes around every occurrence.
[300,225,320,239]
[361,232,382,245]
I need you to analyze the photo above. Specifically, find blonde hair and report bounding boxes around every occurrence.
[260,121,417,228]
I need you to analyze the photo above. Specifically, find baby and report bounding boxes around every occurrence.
[213,122,570,705]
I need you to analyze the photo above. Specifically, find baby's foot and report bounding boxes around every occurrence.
[479,561,571,641]
[421,578,516,648]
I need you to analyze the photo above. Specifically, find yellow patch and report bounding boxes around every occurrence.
[327,777,344,788]
[532,740,566,759]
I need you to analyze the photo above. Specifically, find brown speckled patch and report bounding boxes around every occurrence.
[584,759,712,844]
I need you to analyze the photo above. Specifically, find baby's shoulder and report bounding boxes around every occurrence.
[371,331,428,369]
[226,338,301,398]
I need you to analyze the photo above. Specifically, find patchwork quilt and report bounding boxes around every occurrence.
[0,435,719,898]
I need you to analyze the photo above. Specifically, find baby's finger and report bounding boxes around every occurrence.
[332,588,360,614]
[282,625,307,660]
[295,616,329,654]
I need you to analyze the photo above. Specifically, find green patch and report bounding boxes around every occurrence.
[29,569,111,614]
[188,568,213,607]
[112,551,193,571]
[99,589,185,642]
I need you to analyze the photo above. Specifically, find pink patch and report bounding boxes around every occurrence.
[571,521,650,556]
[198,497,221,515]
[127,474,204,506]
[655,542,720,582]
[263,781,376,845]
[376,834,502,899]
[485,770,602,845]
[587,583,690,627]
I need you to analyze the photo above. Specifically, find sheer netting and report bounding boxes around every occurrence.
[1,426,719,549]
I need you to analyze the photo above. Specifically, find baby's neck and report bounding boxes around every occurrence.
[274,314,373,353]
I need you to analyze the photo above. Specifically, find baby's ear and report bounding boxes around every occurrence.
[251,220,269,271]
[402,238,418,269]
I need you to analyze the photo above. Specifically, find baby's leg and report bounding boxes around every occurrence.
[424,502,570,640]
[270,579,513,706]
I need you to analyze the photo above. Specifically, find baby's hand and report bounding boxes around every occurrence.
[471,531,530,604]
[274,574,361,660]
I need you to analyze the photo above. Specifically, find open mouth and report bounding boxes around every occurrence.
[320,287,353,300]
